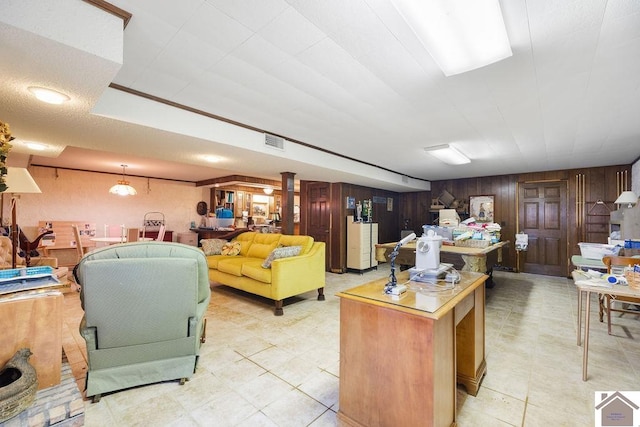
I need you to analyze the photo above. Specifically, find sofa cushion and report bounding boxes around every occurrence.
[206,255,228,269]
[217,257,253,276]
[235,232,257,256]
[278,235,314,255]
[221,241,241,256]
[262,245,302,268]
[247,233,280,259]
[242,259,272,283]
[200,239,227,255]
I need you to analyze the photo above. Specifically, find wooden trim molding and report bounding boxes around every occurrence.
[196,175,282,188]
[83,0,132,28]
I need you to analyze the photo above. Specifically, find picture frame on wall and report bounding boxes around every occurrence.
[346,196,356,209]
[469,195,494,223]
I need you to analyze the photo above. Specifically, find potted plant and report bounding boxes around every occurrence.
[0,120,13,193]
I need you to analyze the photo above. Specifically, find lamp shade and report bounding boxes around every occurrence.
[614,191,638,208]
[109,164,137,196]
[5,167,41,193]
[109,182,137,196]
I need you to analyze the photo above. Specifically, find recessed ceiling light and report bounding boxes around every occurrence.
[28,86,70,104]
[202,155,222,163]
[25,142,48,151]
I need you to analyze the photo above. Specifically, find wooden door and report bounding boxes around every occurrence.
[518,181,568,276]
[306,182,331,270]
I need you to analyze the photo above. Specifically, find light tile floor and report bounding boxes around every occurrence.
[60,266,640,426]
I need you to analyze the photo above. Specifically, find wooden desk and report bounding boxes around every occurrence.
[376,240,507,283]
[337,271,487,427]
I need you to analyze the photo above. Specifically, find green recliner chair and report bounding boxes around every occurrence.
[74,241,211,402]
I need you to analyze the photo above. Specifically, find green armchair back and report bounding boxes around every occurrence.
[75,241,211,401]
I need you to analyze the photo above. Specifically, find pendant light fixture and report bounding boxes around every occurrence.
[109,164,137,196]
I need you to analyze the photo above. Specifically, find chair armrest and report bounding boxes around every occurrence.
[81,325,98,351]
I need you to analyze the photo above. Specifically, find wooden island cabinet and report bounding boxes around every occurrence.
[337,271,487,427]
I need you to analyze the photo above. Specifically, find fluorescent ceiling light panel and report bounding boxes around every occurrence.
[424,144,471,165]
[390,0,512,76]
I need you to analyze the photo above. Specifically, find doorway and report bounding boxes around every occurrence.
[305,182,331,271]
[517,180,569,276]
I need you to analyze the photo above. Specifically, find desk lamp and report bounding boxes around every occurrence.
[384,232,416,295]
[5,167,42,268]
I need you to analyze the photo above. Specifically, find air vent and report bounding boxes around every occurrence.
[264,133,285,150]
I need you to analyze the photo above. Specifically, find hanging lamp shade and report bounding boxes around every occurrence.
[109,164,137,196]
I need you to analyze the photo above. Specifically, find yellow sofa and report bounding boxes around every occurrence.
[205,232,326,315]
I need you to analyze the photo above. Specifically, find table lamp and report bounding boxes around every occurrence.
[5,167,42,268]
[614,191,638,209]
[384,232,416,295]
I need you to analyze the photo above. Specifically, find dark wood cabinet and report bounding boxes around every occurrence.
[140,230,173,242]
[192,228,249,245]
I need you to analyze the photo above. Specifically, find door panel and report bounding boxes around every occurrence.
[306,182,331,270]
[519,181,568,276]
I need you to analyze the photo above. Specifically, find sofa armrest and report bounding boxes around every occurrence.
[270,242,325,300]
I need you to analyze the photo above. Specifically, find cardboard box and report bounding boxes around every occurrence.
[0,291,63,389]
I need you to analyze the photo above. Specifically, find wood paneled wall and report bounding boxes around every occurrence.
[425,165,630,272]
[301,181,400,272]
[303,164,631,275]
[426,174,518,268]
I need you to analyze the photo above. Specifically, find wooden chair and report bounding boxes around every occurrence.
[126,227,140,243]
[71,225,85,261]
[106,224,125,242]
[601,255,640,334]
[155,224,166,242]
